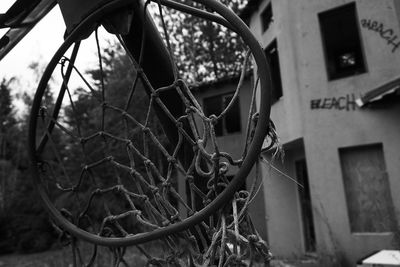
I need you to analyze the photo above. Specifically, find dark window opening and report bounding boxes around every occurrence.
[295,159,316,252]
[203,95,223,136]
[318,3,366,80]
[204,93,241,136]
[223,94,241,134]
[261,3,273,32]
[339,144,396,233]
[264,40,283,103]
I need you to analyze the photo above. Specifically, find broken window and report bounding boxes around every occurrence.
[319,3,366,80]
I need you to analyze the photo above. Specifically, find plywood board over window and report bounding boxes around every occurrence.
[339,144,396,233]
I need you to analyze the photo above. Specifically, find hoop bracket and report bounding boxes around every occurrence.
[57,0,133,38]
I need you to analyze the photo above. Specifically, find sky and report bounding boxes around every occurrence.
[0,1,166,117]
[0,3,64,83]
[0,2,106,115]
[0,2,65,114]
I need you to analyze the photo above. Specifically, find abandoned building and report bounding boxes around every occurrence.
[184,0,400,265]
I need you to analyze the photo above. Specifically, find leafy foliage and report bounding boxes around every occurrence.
[155,0,248,84]
[0,0,250,254]
[0,78,56,254]
[0,78,17,161]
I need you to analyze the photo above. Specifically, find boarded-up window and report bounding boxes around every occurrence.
[339,144,396,233]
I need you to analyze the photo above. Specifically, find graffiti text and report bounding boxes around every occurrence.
[360,19,400,53]
[310,94,356,111]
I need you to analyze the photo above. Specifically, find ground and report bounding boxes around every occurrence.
[0,246,148,267]
[0,250,321,267]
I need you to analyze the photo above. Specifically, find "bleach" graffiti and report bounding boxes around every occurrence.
[360,19,400,53]
[310,94,356,111]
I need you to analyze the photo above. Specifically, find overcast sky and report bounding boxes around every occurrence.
[0,2,107,114]
[0,3,64,112]
[0,4,66,76]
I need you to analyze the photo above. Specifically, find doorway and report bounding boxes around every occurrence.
[295,159,316,252]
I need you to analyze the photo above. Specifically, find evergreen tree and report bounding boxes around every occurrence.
[57,40,170,232]
[0,78,18,213]
[0,77,57,254]
[0,78,17,160]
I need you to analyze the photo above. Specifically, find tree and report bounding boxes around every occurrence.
[0,76,57,254]
[156,0,248,84]
[0,78,17,160]
[0,78,19,213]
[54,40,172,234]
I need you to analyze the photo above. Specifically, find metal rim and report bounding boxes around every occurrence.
[28,0,272,247]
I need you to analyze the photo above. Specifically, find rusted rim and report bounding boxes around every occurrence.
[29,0,272,247]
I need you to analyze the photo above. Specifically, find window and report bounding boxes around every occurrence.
[264,40,283,103]
[261,3,273,32]
[339,144,396,233]
[319,3,366,80]
[203,93,241,136]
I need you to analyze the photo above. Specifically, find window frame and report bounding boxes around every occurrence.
[318,2,367,80]
[203,92,242,137]
[338,143,396,233]
[264,39,283,103]
[260,2,273,33]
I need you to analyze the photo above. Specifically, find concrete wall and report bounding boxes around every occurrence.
[246,0,400,265]
[248,0,305,144]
